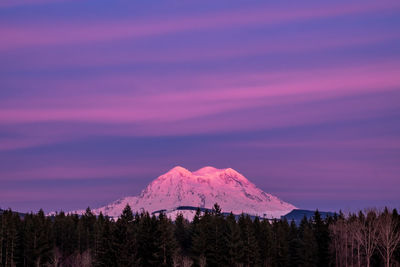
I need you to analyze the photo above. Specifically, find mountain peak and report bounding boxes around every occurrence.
[193,166,220,175]
[166,166,191,176]
[71,166,296,220]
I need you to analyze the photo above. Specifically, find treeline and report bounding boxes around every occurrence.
[1,204,400,267]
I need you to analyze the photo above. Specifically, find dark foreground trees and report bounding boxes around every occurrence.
[1,205,400,267]
[330,208,400,267]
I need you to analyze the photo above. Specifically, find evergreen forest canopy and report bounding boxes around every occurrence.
[1,204,400,267]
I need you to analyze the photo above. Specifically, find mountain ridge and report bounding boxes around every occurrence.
[61,166,296,219]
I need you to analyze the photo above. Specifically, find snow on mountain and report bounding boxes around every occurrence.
[64,166,296,220]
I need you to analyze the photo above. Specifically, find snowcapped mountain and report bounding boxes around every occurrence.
[67,166,295,220]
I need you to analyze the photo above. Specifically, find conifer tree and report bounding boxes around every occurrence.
[94,217,115,267]
[92,212,104,263]
[199,209,215,266]
[298,216,317,267]
[288,220,302,267]
[258,219,274,266]
[155,212,176,267]
[174,213,190,256]
[190,208,206,267]
[225,213,243,266]
[53,211,66,255]
[0,212,2,265]
[23,210,53,266]
[14,214,25,266]
[0,210,20,266]
[206,203,228,266]
[273,219,290,267]
[313,210,331,266]
[136,212,160,266]
[113,204,137,266]
[252,216,264,265]
[238,214,259,267]
[80,207,96,255]
[3,202,400,266]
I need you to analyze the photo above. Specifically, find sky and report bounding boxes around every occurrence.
[1,0,400,213]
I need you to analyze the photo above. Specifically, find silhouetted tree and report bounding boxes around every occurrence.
[313,210,331,266]
[225,213,243,266]
[299,216,317,267]
[1,204,400,267]
[238,214,259,267]
[113,204,137,266]
[377,208,400,267]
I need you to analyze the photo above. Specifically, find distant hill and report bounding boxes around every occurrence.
[152,206,334,223]
[2,207,334,223]
[0,208,26,218]
[282,209,335,225]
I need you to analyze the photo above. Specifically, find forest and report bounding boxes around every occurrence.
[1,204,400,267]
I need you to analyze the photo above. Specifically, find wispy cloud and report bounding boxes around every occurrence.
[0,164,153,181]
[3,30,397,71]
[0,0,69,8]
[1,1,398,51]
[231,138,400,150]
[1,0,400,212]
[1,62,398,125]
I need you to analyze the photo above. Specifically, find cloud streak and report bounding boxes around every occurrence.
[0,0,69,8]
[1,1,399,51]
[3,30,397,71]
[1,62,399,125]
[1,0,400,212]
[0,164,153,181]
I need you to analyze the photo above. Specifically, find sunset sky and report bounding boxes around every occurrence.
[1,0,400,213]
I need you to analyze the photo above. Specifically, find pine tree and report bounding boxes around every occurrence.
[238,214,259,267]
[80,207,96,255]
[206,203,228,266]
[23,210,53,266]
[271,219,290,267]
[155,212,176,267]
[113,204,137,266]
[0,211,2,265]
[94,217,115,267]
[252,216,264,266]
[258,219,274,266]
[313,210,331,266]
[190,208,206,267]
[66,213,80,260]
[0,210,20,266]
[298,216,317,267]
[174,212,191,256]
[199,209,215,266]
[136,212,160,267]
[92,212,104,264]
[288,220,302,267]
[225,213,243,266]
[14,214,25,266]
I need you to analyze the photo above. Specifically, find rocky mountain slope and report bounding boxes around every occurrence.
[67,166,296,220]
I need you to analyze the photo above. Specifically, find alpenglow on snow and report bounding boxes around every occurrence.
[65,166,296,220]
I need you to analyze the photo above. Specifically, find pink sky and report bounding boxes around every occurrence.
[0,0,399,213]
